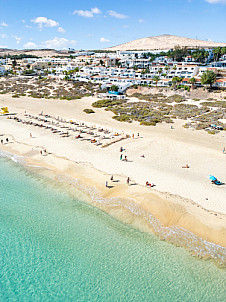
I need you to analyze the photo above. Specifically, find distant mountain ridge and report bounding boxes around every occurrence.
[105,35,226,51]
[0,48,75,57]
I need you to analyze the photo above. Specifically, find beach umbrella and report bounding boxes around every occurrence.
[208,175,216,181]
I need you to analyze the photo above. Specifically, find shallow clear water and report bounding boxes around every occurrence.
[0,157,225,301]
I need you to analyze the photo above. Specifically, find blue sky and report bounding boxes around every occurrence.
[0,0,226,50]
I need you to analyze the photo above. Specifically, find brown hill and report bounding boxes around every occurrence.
[0,48,77,57]
[105,35,226,51]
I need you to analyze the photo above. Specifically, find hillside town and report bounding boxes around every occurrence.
[1,47,226,93]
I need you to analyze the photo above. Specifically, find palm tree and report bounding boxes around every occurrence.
[164,66,170,71]
[201,70,216,90]
[158,67,163,74]
[189,77,196,89]
[172,76,182,87]
[152,76,160,87]
[213,47,221,62]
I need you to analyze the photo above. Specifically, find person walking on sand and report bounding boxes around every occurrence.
[127,177,130,185]
[223,147,226,154]
[105,181,108,188]
[120,154,123,160]
[30,133,32,138]
[111,175,113,181]
[125,155,127,161]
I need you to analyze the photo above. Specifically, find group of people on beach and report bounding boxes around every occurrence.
[105,176,131,188]
[1,137,9,144]
[106,176,155,189]
[120,147,128,161]
[131,133,139,139]
[40,149,48,156]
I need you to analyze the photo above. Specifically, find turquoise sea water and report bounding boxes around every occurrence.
[0,156,226,301]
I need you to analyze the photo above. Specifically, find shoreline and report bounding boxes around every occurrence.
[1,138,226,266]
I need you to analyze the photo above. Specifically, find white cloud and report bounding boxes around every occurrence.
[21,20,26,23]
[139,19,145,23]
[0,45,8,48]
[31,17,59,29]
[57,26,66,33]
[12,35,22,44]
[25,25,32,29]
[0,34,7,38]
[100,37,110,43]
[108,10,128,19]
[205,0,226,3]
[23,42,38,48]
[73,7,101,18]
[0,21,8,27]
[42,37,77,49]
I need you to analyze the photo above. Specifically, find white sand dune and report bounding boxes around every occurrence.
[106,34,226,51]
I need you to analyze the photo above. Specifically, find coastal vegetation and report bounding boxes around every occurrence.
[0,77,225,133]
[0,77,98,100]
[201,70,216,90]
[91,92,225,131]
[141,46,226,63]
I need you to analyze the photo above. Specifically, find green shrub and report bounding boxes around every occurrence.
[83,108,95,114]
[92,99,125,108]
[140,121,157,126]
[201,101,226,108]
[60,96,72,100]
[112,115,131,122]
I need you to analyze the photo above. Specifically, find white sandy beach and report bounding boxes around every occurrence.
[0,94,226,249]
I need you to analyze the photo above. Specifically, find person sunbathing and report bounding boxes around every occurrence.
[182,164,189,168]
[146,181,154,187]
[212,179,222,185]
